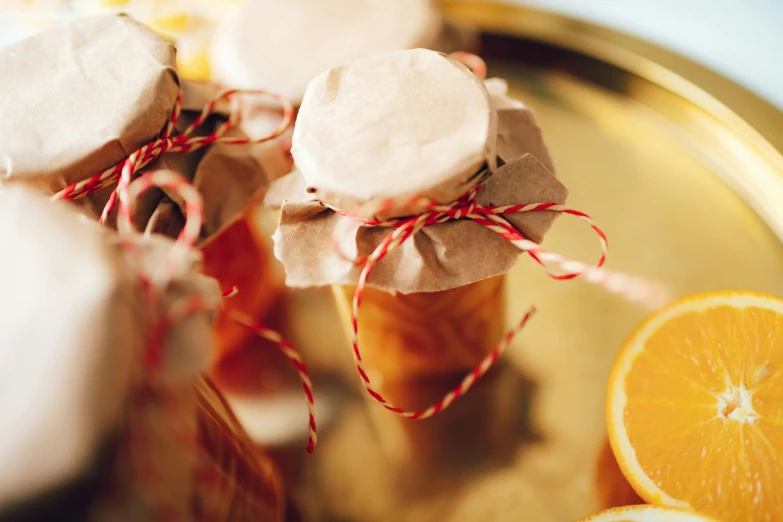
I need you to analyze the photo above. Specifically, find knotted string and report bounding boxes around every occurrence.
[92,86,315,455]
[57,86,315,519]
[117,167,208,522]
[326,185,668,420]
[52,87,294,205]
[323,52,669,421]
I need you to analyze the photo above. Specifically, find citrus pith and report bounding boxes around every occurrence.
[607,291,783,521]
[578,504,720,522]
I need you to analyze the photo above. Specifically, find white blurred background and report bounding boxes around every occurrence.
[1,0,781,108]
[512,0,783,109]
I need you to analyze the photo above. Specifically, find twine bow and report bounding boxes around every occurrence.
[329,185,668,420]
[57,87,316,521]
[326,52,669,421]
[53,88,293,205]
[53,86,316,454]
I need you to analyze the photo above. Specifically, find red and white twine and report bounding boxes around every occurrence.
[57,86,314,519]
[230,311,318,454]
[450,51,488,79]
[320,52,670,420]
[52,88,294,204]
[328,185,668,420]
[60,86,316,453]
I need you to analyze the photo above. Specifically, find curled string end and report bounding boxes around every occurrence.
[338,183,671,426]
[449,51,488,80]
[353,298,536,421]
[222,286,239,298]
[230,311,318,454]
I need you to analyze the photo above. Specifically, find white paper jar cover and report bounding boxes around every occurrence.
[209,0,476,106]
[294,48,497,217]
[0,15,287,244]
[0,185,218,514]
[269,49,568,294]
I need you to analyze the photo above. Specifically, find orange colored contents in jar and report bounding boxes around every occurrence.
[331,275,506,399]
[195,377,285,521]
[200,213,283,360]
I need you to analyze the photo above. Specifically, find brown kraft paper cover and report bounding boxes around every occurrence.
[0,185,283,521]
[95,79,289,244]
[267,49,567,294]
[0,14,286,245]
[0,185,215,515]
[0,14,179,196]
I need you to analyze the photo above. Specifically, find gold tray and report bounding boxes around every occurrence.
[238,3,783,521]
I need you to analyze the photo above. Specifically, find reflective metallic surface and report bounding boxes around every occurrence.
[257,3,783,520]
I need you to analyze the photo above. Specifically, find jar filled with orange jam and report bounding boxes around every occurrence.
[201,210,284,360]
[332,277,515,475]
[331,276,506,388]
[0,185,286,522]
[268,49,567,467]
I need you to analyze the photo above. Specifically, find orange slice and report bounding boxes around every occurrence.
[578,505,720,522]
[596,438,644,510]
[607,291,783,521]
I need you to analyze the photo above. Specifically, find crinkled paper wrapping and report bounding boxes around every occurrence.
[0,14,178,194]
[268,50,567,294]
[0,14,285,245]
[0,186,282,520]
[93,79,288,244]
[0,185,220,519]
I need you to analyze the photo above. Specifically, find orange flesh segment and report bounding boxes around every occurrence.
[615,295,783,520]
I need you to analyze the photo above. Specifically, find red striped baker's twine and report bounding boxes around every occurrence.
[325,185,669,419]
[449,51,488,80]
[155,290,318,454]
[147,294,317,465]
[113,171,317,475]
[117,169,202,521]
[70,87,308,520]
[51,88,294,205]
[69,82,315,453]
[121,169,204,283]
[230,311,318,454]
[67,86,316,456]
[116,168,316,453]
